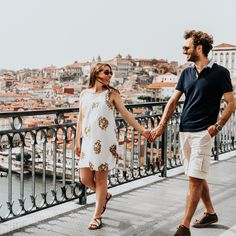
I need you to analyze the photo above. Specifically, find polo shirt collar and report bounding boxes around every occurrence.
[207,60,214,68]
[192,59,215,70]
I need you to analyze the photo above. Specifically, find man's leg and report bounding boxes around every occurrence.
[181,176,203,228]
[191,179,218,228]
[201,179,215,214]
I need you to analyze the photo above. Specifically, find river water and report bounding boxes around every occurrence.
[0,172,62,217]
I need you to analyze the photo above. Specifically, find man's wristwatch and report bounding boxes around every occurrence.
[215,124,223,132]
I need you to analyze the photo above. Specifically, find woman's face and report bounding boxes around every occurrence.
[96,65,113,86]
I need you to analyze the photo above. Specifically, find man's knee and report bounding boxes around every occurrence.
[189,176,204,188]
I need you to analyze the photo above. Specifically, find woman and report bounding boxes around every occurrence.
[76,63,150,230]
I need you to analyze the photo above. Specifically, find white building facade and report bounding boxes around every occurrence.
[212,43,236,77]
[212,43,236,98]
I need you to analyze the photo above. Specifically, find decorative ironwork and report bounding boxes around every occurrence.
[0,101,235,222]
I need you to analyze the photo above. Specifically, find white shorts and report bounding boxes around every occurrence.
[179,130,214,179]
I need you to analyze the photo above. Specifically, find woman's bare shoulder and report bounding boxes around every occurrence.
[109,88,120,98]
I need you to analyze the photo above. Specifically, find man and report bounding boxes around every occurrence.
[150,30,235,236]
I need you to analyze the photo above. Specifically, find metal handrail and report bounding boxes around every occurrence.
[0,101,235,222]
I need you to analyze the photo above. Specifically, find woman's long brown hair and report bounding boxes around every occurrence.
[88,63,120,93]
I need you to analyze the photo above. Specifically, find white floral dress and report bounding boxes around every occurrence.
[78,89,119,171]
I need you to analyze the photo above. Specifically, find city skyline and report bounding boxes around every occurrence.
[1,0,236,70]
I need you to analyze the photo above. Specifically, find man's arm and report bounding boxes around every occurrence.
[150,90,183,140]
[208,91,235,137]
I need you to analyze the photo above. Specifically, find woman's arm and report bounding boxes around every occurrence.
[75,108,83,156]
[110,91,150,138]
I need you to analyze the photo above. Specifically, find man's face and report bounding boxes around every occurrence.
[183,37,199,62]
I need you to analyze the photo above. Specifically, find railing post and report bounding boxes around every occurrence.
[78,184,87,205]
[214,135,219,161]
[161,126,168,177]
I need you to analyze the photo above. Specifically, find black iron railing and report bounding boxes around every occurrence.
[0,101,235,222]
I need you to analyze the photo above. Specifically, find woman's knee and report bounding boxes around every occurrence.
[79,176,90,186]
[79,176,86,185]
[95,175,108,186]
[79,168,94,185]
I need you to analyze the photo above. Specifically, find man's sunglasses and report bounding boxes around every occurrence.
[182,46,190,51]
[103,70,113,76]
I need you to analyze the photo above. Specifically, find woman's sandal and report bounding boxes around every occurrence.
[101,192,112,215]
[88,218,102,230]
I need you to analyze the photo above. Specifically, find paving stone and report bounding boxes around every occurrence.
[1,154,236,236]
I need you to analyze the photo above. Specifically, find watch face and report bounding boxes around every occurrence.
[216,124,222,131]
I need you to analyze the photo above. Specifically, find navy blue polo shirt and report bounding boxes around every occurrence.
[176,61,233,132]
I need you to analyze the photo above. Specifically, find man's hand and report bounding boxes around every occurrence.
[142,129,152,141]
[149,125,165,141]
[207,125,218,137]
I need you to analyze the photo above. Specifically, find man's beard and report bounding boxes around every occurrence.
[187,50,199,62]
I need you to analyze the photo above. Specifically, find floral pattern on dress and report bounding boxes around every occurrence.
[89,162,94,170]
[109,144,117,156]
[85,127,91,137]
[98,116,109,130]
[98,163,109,171]
[109,144,119,162]
[94,140,102,154]
[92,102,99,109]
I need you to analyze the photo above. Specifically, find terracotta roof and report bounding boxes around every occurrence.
[132,108,146,114]
[214,43,236,48]
[147,82,176,89]
[163,72,175,76]
[66,61,82,69]
[42,65,57,71]
[31,78,50,83]
[0,92,28,97]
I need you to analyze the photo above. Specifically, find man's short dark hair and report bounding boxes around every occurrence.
[184,30,214,56]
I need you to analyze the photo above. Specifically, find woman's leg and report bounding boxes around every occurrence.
[93,170,108,219]
[79,168,96,191]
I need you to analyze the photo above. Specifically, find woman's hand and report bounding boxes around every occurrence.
[150,124,165,141]
[75,143,81,157]
[142,129,152,141]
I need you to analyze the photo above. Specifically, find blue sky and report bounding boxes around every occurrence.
[0,0,235,70]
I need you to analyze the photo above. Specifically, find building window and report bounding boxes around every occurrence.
[214,52,218,62]
[220,53,223,64]
[232,52,235,69]
[225,53,229,68]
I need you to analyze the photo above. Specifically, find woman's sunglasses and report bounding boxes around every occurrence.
[103,70,113,76]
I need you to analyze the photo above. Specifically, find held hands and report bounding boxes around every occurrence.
[141,129,152,141]
[141,129,156,142]
[149,124,165,142]
[141,125,165,142]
